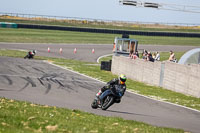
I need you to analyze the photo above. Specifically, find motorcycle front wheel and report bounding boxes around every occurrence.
[101,95,114,110]
[91,99,98,109]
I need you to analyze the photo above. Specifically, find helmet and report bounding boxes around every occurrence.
[33,50,37,54]
[119,74,126,84]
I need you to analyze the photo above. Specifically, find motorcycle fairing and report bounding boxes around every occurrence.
[99,90,112,100]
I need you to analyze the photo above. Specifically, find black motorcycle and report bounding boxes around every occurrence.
[91,85,123,110]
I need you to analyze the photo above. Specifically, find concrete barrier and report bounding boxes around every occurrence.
[111,55,200,98]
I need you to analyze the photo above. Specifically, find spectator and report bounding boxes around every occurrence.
[135,50,139,58]
[142,53,146,60]
[168,50,177,62]
[130,50,139,60]
[132,52,138,59]
[155,52,160,61]
[152,53,156,59]
[142,49,148,60]
[147,52,154,62]
[143,49,148,55]
[129,50,133,58]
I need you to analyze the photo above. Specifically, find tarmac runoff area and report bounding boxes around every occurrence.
[0,43,200,132]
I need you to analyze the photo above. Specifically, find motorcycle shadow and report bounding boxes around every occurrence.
[105,109,155,117]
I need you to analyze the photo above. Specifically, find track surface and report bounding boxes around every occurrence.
[0,43,200,132]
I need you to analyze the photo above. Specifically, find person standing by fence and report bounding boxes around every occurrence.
[155,52,160,61]
[168,50,177,62]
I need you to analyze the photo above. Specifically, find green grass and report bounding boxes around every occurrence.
[159,52,185,61]
[0,49,27,58]
[0,28,115,44]
[0,97,184,133]
[0,49,200,112]
[1,18,200,33]
[1,28,200,46]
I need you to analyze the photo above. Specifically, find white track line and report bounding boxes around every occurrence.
[1,48,28,52]
[45,61,106,85]
[97,54,113,63]
[46,60,200,113]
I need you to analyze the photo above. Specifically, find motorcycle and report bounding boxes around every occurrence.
[91,85,123,110]
[24,50,36,59]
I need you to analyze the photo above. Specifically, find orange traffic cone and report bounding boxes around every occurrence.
[60,48,63,53]
[74,48,77,54]
[48,47,50,53]
[92,48,95,54]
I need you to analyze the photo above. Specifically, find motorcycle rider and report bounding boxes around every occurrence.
[24,50,37,59]
[96,74,127,103]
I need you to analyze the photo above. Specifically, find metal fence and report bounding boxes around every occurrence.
[1,12,200,27]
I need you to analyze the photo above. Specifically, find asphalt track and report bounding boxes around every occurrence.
[0,43,200,132]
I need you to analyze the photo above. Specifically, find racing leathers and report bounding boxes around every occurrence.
[96,78,126,102]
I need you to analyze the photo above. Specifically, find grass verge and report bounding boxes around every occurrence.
[0,97,184,133]
[1,28,200,46]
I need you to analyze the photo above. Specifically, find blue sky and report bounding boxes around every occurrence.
[1,0,200,25]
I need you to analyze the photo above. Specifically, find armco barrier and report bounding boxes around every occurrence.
[17,24,200,38]
[0,22,17,28]
[111,56,200,98]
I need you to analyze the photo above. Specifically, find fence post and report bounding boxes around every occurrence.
[159,62,165,87]
[198,52,200,64]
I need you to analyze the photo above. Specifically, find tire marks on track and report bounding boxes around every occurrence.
[32,67,45,74]
[0,56,102,96]
[19,77,36,92]
[0,75,13,85]
[17,65,30,73]
[0,72,95,94]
